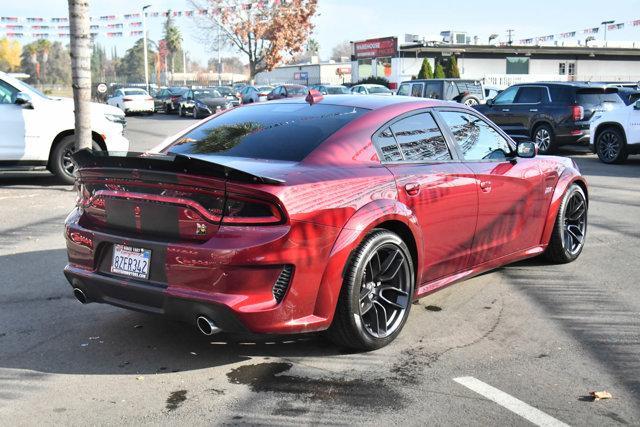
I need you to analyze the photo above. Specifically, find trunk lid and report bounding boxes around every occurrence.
[576,87,625,120]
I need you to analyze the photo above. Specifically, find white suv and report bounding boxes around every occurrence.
[0,72,129,183]
[590,99,640,164]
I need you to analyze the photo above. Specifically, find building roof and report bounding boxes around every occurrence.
[399,43,640,58]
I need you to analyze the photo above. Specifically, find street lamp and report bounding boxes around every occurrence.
[488,34,499,44]
[585,36,595,47]
[142,4,152,93]
[601,20,614,46]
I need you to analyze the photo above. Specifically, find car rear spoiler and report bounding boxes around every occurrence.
[72,149,286,185]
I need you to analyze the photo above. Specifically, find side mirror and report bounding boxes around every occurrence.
[517,141,537,158]
[15,92,33,109]
[486,98,494,106]
[634,100,640,110]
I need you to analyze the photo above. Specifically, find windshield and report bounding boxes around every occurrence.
[164,103,368,162]
[17,80,49,99]
[257,86,273,92]
[124,89,147,96]
[194,90,221,99]
[326,86,350,94]
[169,88,187,95]
[368,86,391,94]
[286,86,309,95]
[214,87,233,96]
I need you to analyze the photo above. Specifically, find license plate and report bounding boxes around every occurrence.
[111,244,152,279]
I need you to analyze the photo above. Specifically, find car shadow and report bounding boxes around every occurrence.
[0,171,71,188]
[0,249,341,378]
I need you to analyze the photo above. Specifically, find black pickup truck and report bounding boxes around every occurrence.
[474,82,625,153]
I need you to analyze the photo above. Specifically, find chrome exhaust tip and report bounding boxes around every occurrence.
[196,316,221,336]
[73,288,88,304]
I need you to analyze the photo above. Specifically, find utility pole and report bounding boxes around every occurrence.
[217,22,222,86]
[506,29,514,46]
[142,4,151,93]
[601,20,614,46]
[67,0,92,151]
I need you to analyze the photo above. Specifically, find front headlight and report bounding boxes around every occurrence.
[105,113,126,125]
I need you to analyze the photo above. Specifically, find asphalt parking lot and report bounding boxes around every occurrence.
[0,114,639,425]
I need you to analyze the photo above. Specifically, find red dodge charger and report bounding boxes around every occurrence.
[64,94,588,350]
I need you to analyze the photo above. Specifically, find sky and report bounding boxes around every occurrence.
[3,0,640,65]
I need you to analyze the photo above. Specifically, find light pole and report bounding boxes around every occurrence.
[183,49,187,86]
[601,20,614,46]
[142,4,152,93]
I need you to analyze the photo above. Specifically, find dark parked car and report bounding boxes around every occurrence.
[397,79,486,106]
[310,84,350,95]
[154,87,188,113]
[66,96,587,350]
[177,88,233,119]
[267,84,309,101]
[474,82,626,154]
[210,85,242,107]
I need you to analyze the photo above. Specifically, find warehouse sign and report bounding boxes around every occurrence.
[353,37,398,59]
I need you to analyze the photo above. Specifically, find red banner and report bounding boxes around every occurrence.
[353,37,397,59]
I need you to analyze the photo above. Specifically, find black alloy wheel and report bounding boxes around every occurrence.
[328,230,414,350]
[596,127,628,164]
[545,184,588,263]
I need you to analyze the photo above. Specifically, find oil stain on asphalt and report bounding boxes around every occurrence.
[165,390,187,412]
[226,362,402,410]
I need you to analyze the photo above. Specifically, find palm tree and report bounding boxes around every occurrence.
[163,11,182,76]
[67,0,92,151]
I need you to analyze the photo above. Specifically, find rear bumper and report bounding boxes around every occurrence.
[555,123,591,146]
[63,208,340,335]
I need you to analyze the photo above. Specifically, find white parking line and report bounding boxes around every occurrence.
[453,376,570,427]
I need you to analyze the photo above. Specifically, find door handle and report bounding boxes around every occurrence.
[501,108,510,112]
[480,181,492,193]
[404,182,420,196]
[529,108,538,112]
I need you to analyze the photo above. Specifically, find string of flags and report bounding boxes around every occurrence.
[0,1,286,39]
[518,19,640,45]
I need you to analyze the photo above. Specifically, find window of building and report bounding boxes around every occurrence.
[376,57,392,78]
[559,62,566,75]
[568,63,576,76]
[358,59,372,80]
[389,113,452,162]
[506,57,529,74]
[439,111,512,161]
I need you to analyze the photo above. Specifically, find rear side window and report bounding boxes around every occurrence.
[374,128,403,162]
[548,86,574,103]
[388,113,452,162]
[576,89,624,106]
[424,82,442,99]
[440,111,512,161]
[165,103,368,162]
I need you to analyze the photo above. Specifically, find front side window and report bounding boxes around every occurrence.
[165,103,368,162]
[439,111,512,161]
[389,113,452,162]
[514,86,545,104]
[397,84,410,96]
[492,86,518,105]
[0,80,18,104]
[424,82,441,99]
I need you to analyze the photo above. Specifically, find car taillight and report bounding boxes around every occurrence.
[123,97,133,102]
[171,95,180,101]
[221,194,284,225]
[571,105,584,121]
[74,181,90,208]
[146,97,153,101]
[259,92,269,96]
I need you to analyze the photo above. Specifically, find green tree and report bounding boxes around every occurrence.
[116,38,155,83]
[434,61,445,78]
[417,58,433,79]
[445,55,461,78]
[163,11,182,75]
[91,43,107,82]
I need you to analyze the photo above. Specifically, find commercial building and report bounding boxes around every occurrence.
[351,35,640,88]
[254,59,351,86]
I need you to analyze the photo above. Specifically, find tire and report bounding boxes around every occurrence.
[49,135,100,185]
[596,127,628,164]
[327,229,415,351]
[545,184,588,263]
[461,95,480,106]
[533,124,556,154]
[178,105,184,117]
[193,107,199,120]
[165,103,172,114]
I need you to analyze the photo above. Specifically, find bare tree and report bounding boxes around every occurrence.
[330,40,351,62]
[67,0,92,151]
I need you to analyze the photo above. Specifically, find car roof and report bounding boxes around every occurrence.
[511,81,611,89]
[406,79,480,83]
[256,94,452,110]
